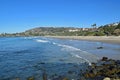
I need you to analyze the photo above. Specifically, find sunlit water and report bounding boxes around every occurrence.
[0,37,120,80]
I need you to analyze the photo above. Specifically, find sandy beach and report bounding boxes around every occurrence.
[46,36,120,45]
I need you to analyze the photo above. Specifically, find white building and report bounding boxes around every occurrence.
[68,29,80,32]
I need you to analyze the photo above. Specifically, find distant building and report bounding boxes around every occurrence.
[107,22,119,26]
[82,28,89,31]
[68,29,80,32]
[68,28,98,32]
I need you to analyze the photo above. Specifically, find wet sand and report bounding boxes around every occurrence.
[46,36,120,45]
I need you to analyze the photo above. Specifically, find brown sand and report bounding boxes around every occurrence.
[46,36,120,45]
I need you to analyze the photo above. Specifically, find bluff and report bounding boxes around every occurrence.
[0,22,120,37]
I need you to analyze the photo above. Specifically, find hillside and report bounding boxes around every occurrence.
[98,22,120,36]
[24,27,81,36]
[0,22,120,37]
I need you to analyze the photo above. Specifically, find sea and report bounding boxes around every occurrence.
[0,37,120,80]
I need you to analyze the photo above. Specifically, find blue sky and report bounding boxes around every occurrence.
[0,0,120,33]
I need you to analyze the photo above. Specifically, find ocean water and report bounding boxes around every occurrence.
[0,37,120,80]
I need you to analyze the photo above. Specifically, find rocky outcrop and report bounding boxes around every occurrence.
[84,57,120,80]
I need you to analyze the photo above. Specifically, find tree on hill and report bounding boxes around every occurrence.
[91,23,96,28]
[116,23,120,29]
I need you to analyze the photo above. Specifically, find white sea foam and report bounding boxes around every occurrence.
[24,37,32,39]
[70,53,92,65]
[52,42,98,65]
[24,37,38,39]
[57,44,81,51]
[52,42,57,45]
[36,39,49,43]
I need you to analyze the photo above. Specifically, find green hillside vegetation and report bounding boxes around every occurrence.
[98,23,120,36]
[0,22,120,37]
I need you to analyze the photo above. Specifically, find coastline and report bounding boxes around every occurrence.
[46,36,120,45]
[0,37,120,80]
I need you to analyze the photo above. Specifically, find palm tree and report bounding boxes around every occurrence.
[91,23,97,31]
[91,23,96,28]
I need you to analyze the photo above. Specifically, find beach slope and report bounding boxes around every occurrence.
[46,36,120,44]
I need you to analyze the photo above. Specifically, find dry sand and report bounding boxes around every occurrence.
[46,36,120,45]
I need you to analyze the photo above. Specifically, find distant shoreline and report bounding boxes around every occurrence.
[46,36,120,45]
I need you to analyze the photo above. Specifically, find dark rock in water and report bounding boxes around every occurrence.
[14,78,20,80]
[11,77,20,80]
[59,59,65,61]
[84,72,96,78]
[80,76,86,80]
[52,76,69,80]
[39,62,45,64]
[42,72,47,80]
[97,46,103,49]
[84,57,120,79]
[91,63,96,68]
[52,76,63,80]
[73,64,79,68]
[101,57,108,61]
[68,70,74,74]
[116,60,120,65]
[62,77,69,80]
[27,76,35,80]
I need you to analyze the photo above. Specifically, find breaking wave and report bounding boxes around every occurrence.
[52,42,98,65]
[35,39,98,65]
[36,39,49,43]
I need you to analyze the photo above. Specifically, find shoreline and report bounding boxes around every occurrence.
[46,36,120,45]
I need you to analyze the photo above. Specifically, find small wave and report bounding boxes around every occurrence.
[58,44,81,51]
[24,37,39,39]
[70,53,91,65]
[36,39,49,43]
[52,42,98,65]
[24,37,34,39]
[52,43,81,51]
[52,42,57,45]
